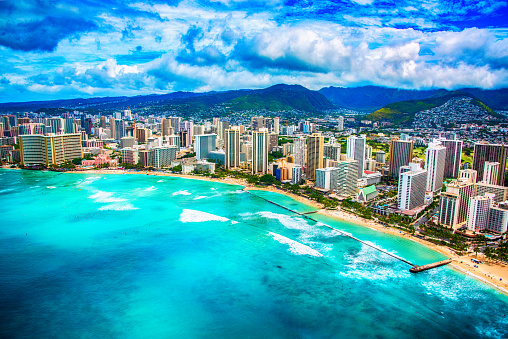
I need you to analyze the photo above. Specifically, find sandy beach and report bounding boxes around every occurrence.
[65,168,508,295]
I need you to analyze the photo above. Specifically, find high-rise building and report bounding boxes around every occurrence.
[475,182,508,203]
[459,169,477,184]
[225,129,240,169]
[194,134,217,160]
[120,136,135,149]
[473,142,507,186]
[115,120,126,140]
[170,117,182,133]
[439,178,476,227]
[488,203,508,234]
[273,117,280,134]
[161,118,171,137]
[441,139,462,178]
[152,146,177,168]
[315,167,338,191]
[121,148,139,165]
[217,120,229,141]
[19,133,82,166]
[376,150,386,164]
[388,137,414,179]
[467,194,494,232]
[346,135,366,179]
[291,166,302,184]
[336,159,358,197]
[292,137,306,166]
[252,130,268,174]
[139,150,153,167]
[251,116,264,131]
[397,163,427,211]
[425,142,446,192]
[48,118,64,135]
[100,116,107,129]
[324,144,341,161]
[306,133,324,181]
[109,118,116,140]
[482,162,500,185]
[84,118,93,134]
[337,116,344,131]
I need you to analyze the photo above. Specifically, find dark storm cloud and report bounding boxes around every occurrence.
[0,16,97,52]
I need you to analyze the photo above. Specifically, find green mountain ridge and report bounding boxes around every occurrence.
[366,92,501,126]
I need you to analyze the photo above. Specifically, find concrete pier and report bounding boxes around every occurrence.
[409,259,452,273]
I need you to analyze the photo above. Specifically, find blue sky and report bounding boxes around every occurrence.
[1,0,508,103]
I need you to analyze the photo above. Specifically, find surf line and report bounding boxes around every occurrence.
[246,190,415,267]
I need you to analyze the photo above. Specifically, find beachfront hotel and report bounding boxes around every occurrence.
[346,134,366,179]
[306,133,324,181]
[19,133,83,167]
[252,129,268,175]
[425,142,447,193]
[225,128,240,170]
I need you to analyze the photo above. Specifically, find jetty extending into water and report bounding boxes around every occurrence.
[409,259,453,273]
[246,189,453,273]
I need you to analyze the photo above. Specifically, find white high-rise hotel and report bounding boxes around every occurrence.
[398,163,427,211]
[346,135,366,179]
[425,142,446,193]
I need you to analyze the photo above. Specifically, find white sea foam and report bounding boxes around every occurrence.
[46,186,56,189]
[173,190,192,196]
[193,196,208,200]
[89,191,126,203]
[99,203,139,211]
[339,245,409,281]
[179,209,231,223]
[30,186,40,189]
[145,186,157,191]
[269,232,323,257]
[157,180,164,182]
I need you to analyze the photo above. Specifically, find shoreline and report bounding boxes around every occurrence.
[14,167,508,296]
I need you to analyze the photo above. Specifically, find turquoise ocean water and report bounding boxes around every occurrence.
[1,169,507,338]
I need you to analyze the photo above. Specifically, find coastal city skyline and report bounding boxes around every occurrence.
[2,0,508,337]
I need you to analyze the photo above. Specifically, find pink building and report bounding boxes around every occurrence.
[81,150,118,167]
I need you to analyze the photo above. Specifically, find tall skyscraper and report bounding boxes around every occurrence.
[324,144,341,161]
[397,163,427,211]
[100,116,107,129]
[441,139,462,178]
[388,137,413,179]
[48,118,64,135]
[337,116,344,131]
[473,142,507,186]
[252,130,268,174]
[225,129,240,169]
[292,137,306,166]
[291,166,302,184]
[273,117,280,134]
[346,135,366,179]
[376,150,386,164]
[161,118,171,137]
[336,159,358,197]
[109,117,116,140]
[425,142,446,192]
[483,162,500,185]
[306,133,324,181]
[170,117,182,133]
[114,120,126,141]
